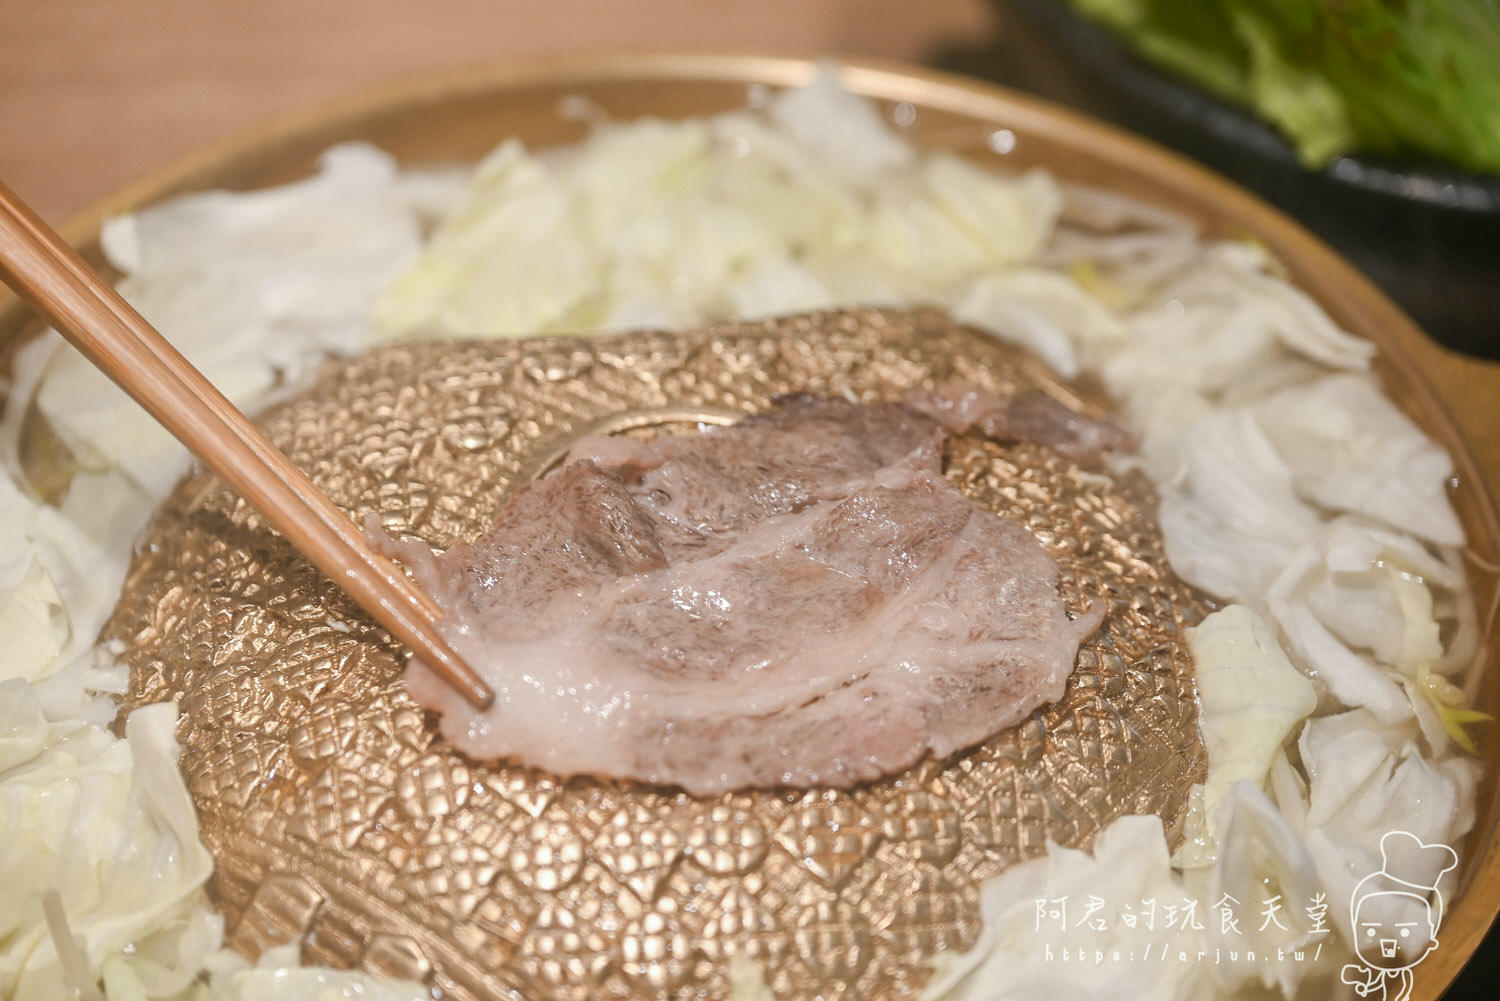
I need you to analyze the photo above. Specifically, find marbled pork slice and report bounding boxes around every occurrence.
[401,392,1106,794]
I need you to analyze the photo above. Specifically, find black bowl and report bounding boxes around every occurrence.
[937,0,1500,358]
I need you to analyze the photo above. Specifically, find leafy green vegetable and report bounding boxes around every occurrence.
[1069,0,1500,173]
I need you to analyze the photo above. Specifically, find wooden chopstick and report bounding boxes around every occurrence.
[0,179,494,710]
[28,199,443,622]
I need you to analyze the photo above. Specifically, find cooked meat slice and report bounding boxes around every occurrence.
[906,380,1136,465]
[397,391,1113,794]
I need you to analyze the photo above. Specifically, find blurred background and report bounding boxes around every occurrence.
[3,0,1496,354]
[1,0,1495,994]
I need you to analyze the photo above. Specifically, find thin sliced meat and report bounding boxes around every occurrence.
[906,380,1137,466]
[396,388,1118,794]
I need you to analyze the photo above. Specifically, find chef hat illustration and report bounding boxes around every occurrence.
[1351,830,1460,928]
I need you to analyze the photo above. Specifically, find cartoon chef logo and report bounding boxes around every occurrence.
[1340,830,1459,1001]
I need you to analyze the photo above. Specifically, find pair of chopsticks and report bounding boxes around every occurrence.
[0,179,493,709]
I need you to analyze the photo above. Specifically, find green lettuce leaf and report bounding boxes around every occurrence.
[1069,0,1500,172]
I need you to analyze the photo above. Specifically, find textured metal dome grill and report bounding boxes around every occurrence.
[108,308,1208,1001]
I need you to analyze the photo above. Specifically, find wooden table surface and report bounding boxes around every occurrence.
[2,0,1495,494]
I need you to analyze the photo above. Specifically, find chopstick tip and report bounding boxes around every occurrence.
[465,683,496,711]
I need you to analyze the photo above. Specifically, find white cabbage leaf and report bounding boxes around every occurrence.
[949,269,1125,380]
[1204,783,1329,996]
[1182,242,1374,371]
[1296,710,1478,944]
[725,258,838,321]
[0,677,52,772]
[1156,409,1320,601]
[1304,518,1452,676]
[375,137,598,336]
[1102,279,1282,411]
[1264,514,1464,724]
[1096,241,1364,409]
[919,816,1211,1001]
[377,82,1063,340]
[919,793,1332,1001]
[1044,228,1201,308]
[36,143,426,499]
[868,156,1060,289]
[1082,241,1371,499]
[766,65,916,184]
[1178,606,1317,867]
[1268,545,1411,721]
[706,111,866,250]
[0,469,141,693]
[0,555,67,685]
[0,696,215,1001]
[1253,373,1462,545]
